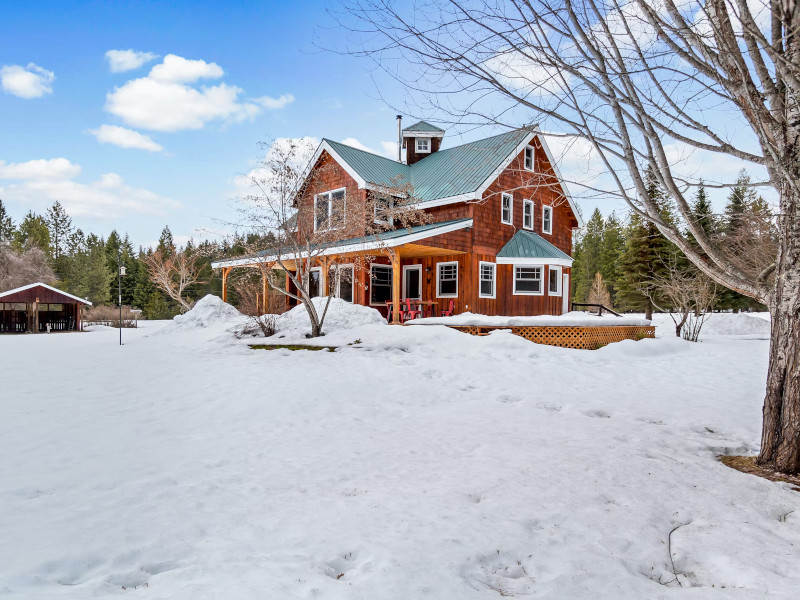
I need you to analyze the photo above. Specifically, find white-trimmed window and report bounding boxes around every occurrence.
[524,146,534,171]
[415,138,430,153]
[514,266,543,295]
[542,204,553,235]
[314,188,346,231]
[370,264,392,305]
[523,199,534,230]
[308,267,322,297]
[329,264,354,302]
[548,265,562,296]
[373,194,394,226]
[479,262,496,299]
[501,192,513,225]
[436,261,459,298]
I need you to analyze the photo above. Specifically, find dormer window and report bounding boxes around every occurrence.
[524,146,534,171]
[415,138,430,153]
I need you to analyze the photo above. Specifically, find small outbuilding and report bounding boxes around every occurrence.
[0,283,91,333]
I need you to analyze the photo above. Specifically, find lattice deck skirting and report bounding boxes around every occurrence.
[448,325,656,350]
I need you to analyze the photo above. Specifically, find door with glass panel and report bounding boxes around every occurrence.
[402,265,422,300]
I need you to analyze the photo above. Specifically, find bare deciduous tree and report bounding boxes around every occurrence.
[587,272,613,308]
[144,247,203,312]
[339,0,800,473]
[0,245,56,292]
[642,252,718,340]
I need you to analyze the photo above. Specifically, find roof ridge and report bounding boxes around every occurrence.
[413,128,531,161]
[324,138,407,168]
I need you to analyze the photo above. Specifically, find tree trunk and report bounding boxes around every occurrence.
[758,186,800,473]
[645,300,653,321]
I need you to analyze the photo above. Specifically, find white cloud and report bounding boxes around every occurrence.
[148,54,223,83]
[0,63,54,99]
[105,49,159,73]
[380,141,399,159]
[0,157,179,218]
[0,158,81,180]
[89,124,164,152]
[340,137,376,153]
[104,54,286,132]
[232,136,319,197]
[257,94,295,110]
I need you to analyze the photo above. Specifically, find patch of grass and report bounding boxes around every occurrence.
[719,455,800,492]
[249,344,338,352]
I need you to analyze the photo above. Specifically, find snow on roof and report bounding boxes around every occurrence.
[0,282,93,305]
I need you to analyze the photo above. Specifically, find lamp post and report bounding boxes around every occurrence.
[118,249,126,346]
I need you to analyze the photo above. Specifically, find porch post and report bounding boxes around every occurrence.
[221,267,230,303]
[320,257,329,297]
[262,270,268,314]
[391,252,401,324]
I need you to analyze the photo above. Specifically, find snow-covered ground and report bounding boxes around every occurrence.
[1,299,797,599]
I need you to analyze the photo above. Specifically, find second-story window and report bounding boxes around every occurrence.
[542,204,553,234]
[416,138,430,153]
[523,199,534,230]
[501,192,513,225]
[373,195,394,226]
[524,146,534,171]
[314,188,346,231]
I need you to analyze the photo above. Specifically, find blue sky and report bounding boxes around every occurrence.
[0,0,416,246]
[0,0,767,247]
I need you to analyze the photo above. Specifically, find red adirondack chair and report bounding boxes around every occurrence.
[400,298,422,322]
[441,299,455,317]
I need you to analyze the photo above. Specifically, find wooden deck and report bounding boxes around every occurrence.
[447,324,656,350]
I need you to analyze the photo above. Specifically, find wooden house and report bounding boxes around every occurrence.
[213,123,583,322]
[0,283,91,333]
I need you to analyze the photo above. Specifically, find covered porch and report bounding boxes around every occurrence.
[212,219,473,324]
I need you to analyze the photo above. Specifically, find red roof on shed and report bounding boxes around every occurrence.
[0,283,92,305]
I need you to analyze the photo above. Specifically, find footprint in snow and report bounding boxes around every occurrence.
[497,394,523,404]
[584,409,611,419]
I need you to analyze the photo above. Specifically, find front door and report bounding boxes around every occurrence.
[403,265,422,300]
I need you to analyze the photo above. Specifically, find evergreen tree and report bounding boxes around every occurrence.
[724,169,756,235]
[0,199,15,243]
[571,208,604,304]
[14,211,51,254]
[63,229,90,299]
[85,235,112,305]
[45,201,73,259]
[599,212,625,304]
[690,180,716,245]
[157,226,175,256]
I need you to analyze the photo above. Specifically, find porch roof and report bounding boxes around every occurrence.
[211,218,473,269]
[496,230,573,267]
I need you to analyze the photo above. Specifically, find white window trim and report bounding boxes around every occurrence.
[513,265,544,296]
[542,204,553,235]
[415,138,431,153]
[436,261,459,298]
[329,263,355,301]
[548,265,563,297]
[524,145,534,171]
[523,199,534,230]
[369,263,393,306]
[313,187,347,232]
[373,195,394,226]
[501,192,513,225]
[478,261,496,299]
[402,264,422,300]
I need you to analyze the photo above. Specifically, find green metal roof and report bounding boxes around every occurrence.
[324,128,531,203]
[497,230,572,261]
[402,120,445,133]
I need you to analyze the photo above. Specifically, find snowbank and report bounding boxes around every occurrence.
[408,310,651,327]
[702,312,771,337]
[273,297,386,337]
[161,294,243,331]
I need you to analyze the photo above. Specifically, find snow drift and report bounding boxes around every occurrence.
[273,297,386,337]
[161,294,243,331]
[702,312,771,337]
